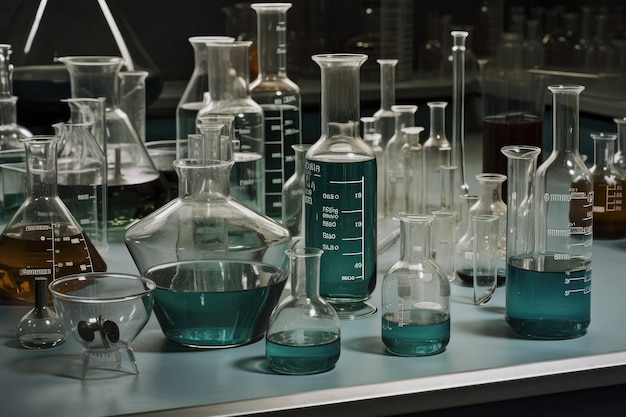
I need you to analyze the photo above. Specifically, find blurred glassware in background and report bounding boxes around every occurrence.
[361,117,385,220]
[373,59,398,147]
[119,70,148,142]
[282,143,310,239]
[422,101,451,214]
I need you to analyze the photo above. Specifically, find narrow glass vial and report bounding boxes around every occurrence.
[451,31,470,196]
[16,276,66,349]
[455,173,507,285]
[198,42,266,214]
[384,104,418,219]
[373,59,398,147]
[361,116,385,220]
[506,85,592,340]
[401,126,424,213]
[176,36,234,154]
[382,214,450,356]
[589,132,626,239]
[423,101,452,214]
[305,54,377,320]
[250,3,302,219]
[282,144,310,238]
[614,117,626,171]
[266,246,341,374]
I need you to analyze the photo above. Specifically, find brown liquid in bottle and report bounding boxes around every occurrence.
[0,223,107,302]
[593,180,626,239]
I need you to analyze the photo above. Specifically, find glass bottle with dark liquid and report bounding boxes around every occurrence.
[0,136,106,303]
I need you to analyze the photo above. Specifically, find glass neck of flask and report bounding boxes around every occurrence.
[0,45,11,97]
[428,102,447,140]
[293,144,309,177]
[23,137,59,199]
[287,247,323,299]
[615,118,626,156]
[378,59,397,111]
[392,106,418,133]
[399,215,432,264]
[175,160,232,198]
[254,5,290,78]
[477,175,505,202]
[592,133,616,168]
[207,42,252,101]
[549,85,584,154]
[60,57,124,110]
[313,54,366,131]
[0,96,18,124]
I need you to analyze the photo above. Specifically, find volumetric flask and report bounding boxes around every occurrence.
[305,54,377,320]
[506,85,592,340]
[59,56,168,242]
[250,3,302,219]
[401,126,424,213]
[0,136,107,303]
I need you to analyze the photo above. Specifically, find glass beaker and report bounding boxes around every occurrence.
[481,61,547,201]
[304,53,377,320]
[58,56,168,242]
[53,121,108,254]
[423,101,452,214]
[124,158,291,276]
[381,214,450,356]
[361,116,385,220]
[506,85,592,340]
[282,143,310,239]
[250,2,302,220]
[589,132,626,240]
[266,246,341,375]
[197,41,265,214]
[455,173,507,286]
[176,36,234,155]
[384,104,418,219]
[0,136,107,303]
[119,70,148,142]
[401,126,424,214]
[373,59,398,146]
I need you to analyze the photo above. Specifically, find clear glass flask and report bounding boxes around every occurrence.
[0,136,107,303]
[58,56,168,242]
[53,122,108,254]
[197,42,265,214]
[589,132,626,240]
[282,144,310,239]
[361,116,385,220]
[401,126,424,213]
[16,276,66,349]
[266,246,341,375]
[304,53,377,320]
[124,157,291,276]
[384,104,418,219]
[250,3,302,219]
[119,70,148,142]
[506,85,592,340]
[176,36,234,156]
[472,214,499,305]
[382,214,450,356]
[455,173,507,285]
[373,59,398,147]
[423,101,452,214]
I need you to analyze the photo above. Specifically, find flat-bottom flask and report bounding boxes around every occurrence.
[0,136,107,303]
[266,246,341,375]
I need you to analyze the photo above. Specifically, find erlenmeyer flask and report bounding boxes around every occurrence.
[304,53,377,320]
[59,56,168,242]
[250,3,302,220]
[0,136,107,303]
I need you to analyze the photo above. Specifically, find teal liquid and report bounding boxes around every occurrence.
[305,157,377,303]
[506,255,591,339]
[153,280,284,348]
[382,310,450,356]
[266,330,340,375]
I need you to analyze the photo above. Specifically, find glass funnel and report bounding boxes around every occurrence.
[124,158,291,276]
[250,2,302,220]
[0,136,107,303]
[58,56,168,242]
[304,53,377,320]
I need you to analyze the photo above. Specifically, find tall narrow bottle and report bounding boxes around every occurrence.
[361,116,385,220]
[250,3,302,219]
[506,85,592,340]
[373,59,398,147]
[423,101,452,213]
[305,54,377,320]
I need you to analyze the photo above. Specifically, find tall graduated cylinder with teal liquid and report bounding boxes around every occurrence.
[505,85,592,340]
[304,54,377,320]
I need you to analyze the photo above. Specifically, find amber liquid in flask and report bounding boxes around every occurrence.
[0,136,106,303]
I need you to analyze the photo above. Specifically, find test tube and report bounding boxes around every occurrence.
[431,210,457,282]
[473,214,498,305]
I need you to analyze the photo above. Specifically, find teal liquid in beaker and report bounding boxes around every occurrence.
[506,254,591,340]
[266,330,340,375]
[305,157,377,305]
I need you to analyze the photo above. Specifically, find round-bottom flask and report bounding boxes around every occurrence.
[16,277,66,348]
[382,214,450,356]
[266,246,341,375]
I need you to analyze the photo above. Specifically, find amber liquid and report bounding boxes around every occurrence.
[593,180,626,239]
[0,223,107,302]
[482,114,543,202]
